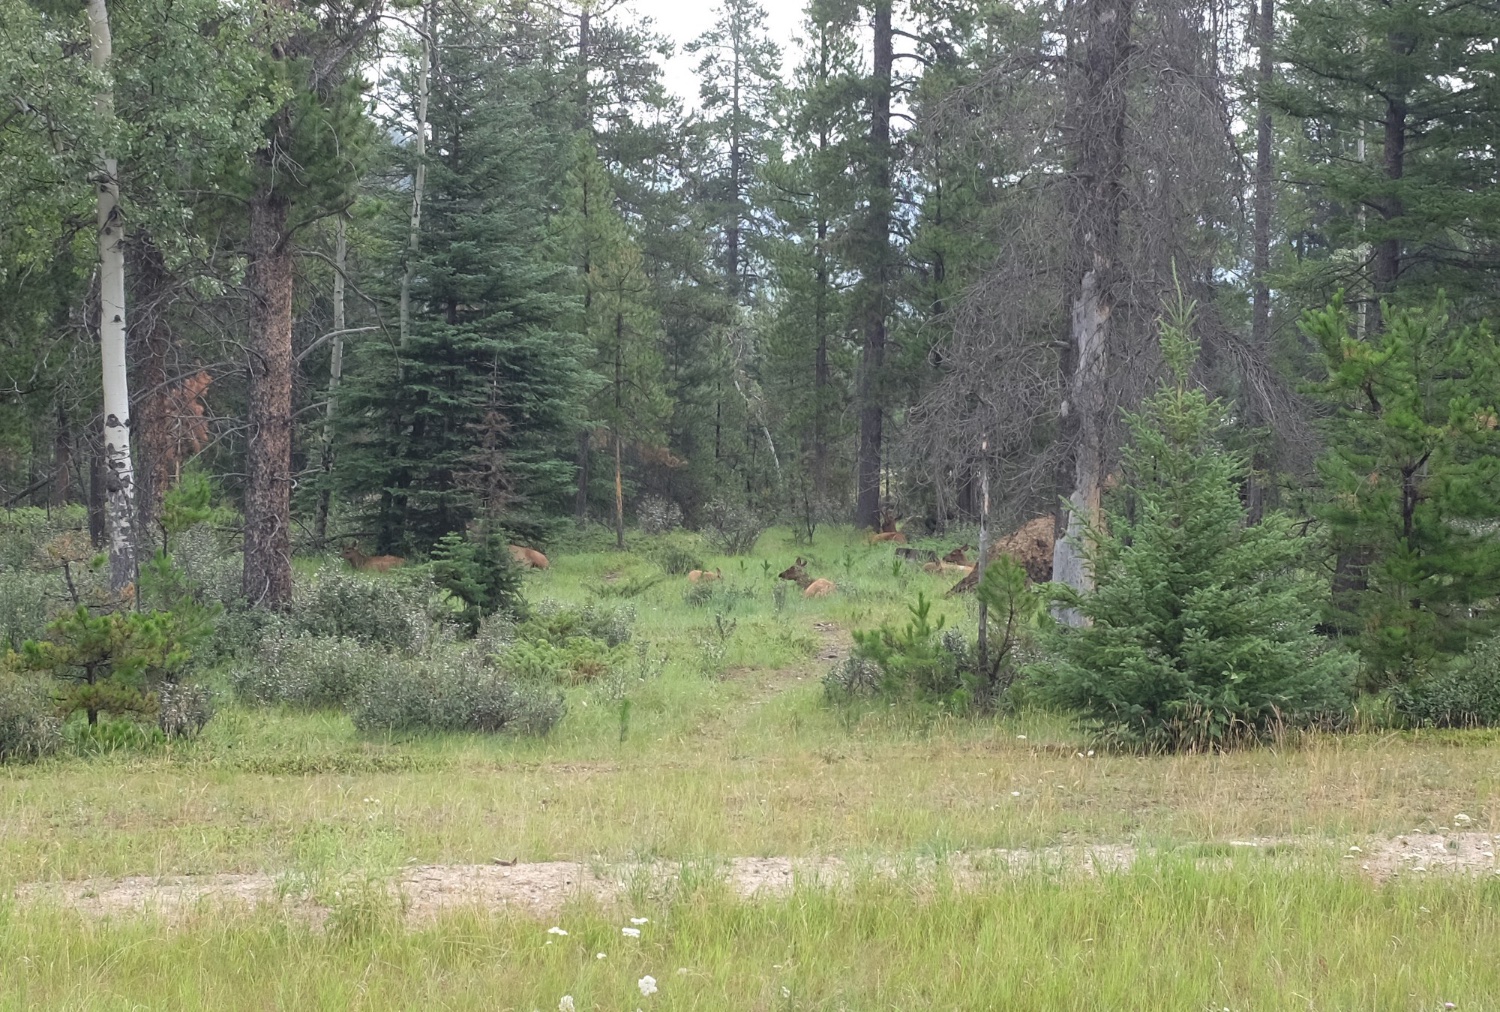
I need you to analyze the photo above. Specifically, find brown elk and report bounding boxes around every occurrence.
[869,531,907,544]
[508,544,550,570]
[942,544,971,565]
[923,561,974,577]
[687,567,721,583]
[778,558,837,599]
[342,543,405,573]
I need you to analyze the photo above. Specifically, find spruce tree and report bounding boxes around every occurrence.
[1038,306,1353,752]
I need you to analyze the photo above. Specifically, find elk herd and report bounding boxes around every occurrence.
[340,514,1054,602]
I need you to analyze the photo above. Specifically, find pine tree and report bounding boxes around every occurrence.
[1275,0,1500,319]
[336,9,581,551]
[1039,305,1353,752]
[1304,294,1500,683]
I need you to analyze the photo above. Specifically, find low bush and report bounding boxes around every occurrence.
[0,569,57,651]
[637,495,684,535]
[700,498,764,555]
[1393,637,1500,728]
[0,667,61,763]
[231,634,385,709]
[643,531,704,575]
[352,652,564,735]
[157,681,215,739]
[291,567,435,651]
[520,600,634,648]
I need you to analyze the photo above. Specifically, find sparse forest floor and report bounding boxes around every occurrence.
[3,528,1499,1009]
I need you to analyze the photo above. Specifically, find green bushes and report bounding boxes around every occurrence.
[352,652,563,735]
[519,600,633,648]
[231,634,383,709]
[290,567,435,651]
[642,532,704,575]
[429,530,523,633]
[1394,637,1500,728]
[0,668,61,763]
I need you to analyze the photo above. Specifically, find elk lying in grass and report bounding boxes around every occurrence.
[341,543,405,573]
[687,567,721,583]
[777,558,836,598]
[869,531,907,544]
[923,561,974,577]
[942,544,972,565]
[508,545,549,570]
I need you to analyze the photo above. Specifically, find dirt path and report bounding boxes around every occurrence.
[15,834,1497,926]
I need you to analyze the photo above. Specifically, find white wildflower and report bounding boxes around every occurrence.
[638,975,658,997]
[1455,813,1473,826]
[596,952,607,960]
[622,927,641,938]
[559,998,574,1012]
[547,926,568,936]
[1011,791,1021,797]
[1016,735,1027,740]
[630,917,649,925]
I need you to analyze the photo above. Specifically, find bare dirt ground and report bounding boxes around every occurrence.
[14,834,1498,926]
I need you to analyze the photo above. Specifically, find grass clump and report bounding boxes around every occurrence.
[352,649,564,735]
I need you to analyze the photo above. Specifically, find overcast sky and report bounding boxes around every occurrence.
[620,0,809,108]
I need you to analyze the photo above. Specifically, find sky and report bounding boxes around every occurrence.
[620,0,809,108]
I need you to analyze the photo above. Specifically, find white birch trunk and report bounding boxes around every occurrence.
[398,6,431,348]
[88,0,136,597]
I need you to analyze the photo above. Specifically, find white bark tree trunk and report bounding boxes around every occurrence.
[314,216,346,544]
[398,5,431,349]
[88,0,137,597]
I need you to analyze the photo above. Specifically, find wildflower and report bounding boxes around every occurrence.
[559,998,574,1012]
[596,952,607,959]
[1011,791,1021,797]
[630,917,649,925]
[623,927,641,938]
[638,975,658,997]
[782,986,792,998]
[547,926,568,936]
[676,968,690,976]
[1455,813,1473,826]
[1017,735,1027,740]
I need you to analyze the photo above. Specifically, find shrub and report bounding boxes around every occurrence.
[352,652,564,735]
[637,495,684,535]
[1033,306,1353,751]
[840,593,970,706]
[700,498,764,555]
[164,522,244,609]
[520,600,633,648]
[1393,637,1500,728]
[157,681,215,739]
[0,569,57,652]
[429,529,523,634]
[822,655,882,699]
[231,634,385,709]
[643,531,704,574]
[0,667,61,763]
[291,567,434,651]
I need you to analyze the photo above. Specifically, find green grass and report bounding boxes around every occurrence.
[2,524,1499,1007]
[5,859,1499,1010]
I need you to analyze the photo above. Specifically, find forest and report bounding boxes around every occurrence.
[2,0,1500,1005]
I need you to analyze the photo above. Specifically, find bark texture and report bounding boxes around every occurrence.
[242,183,295,608]
[88,0,137,598]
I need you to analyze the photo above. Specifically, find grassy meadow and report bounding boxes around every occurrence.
[3,525,1499,1009]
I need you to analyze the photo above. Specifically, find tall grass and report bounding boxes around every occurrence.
[4,860,1498,1010]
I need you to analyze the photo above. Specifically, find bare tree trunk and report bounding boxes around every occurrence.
[976,438,990,678]
[88,438,106,547]
[242,180,295,609]
[88,0,137,598]
[854,0,893,531]
[1050,0,1132,622]
[574,430,591,525]
[314,215,347,546]
[51,404,72,507]
[398,3,432,349]
[613,429,625,550]
[132,239,173,542]
[1246,0,1275,523]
